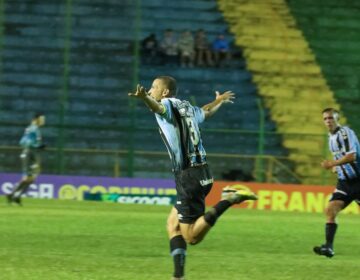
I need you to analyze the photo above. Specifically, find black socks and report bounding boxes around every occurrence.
[325,223,338,249]
[170,235,187,278]
[204,200,232,226]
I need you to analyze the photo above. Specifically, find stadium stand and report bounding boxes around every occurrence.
[0,0,288,180]
[217,0,345,185]
[136,1,289,178]
[0,0,135,174]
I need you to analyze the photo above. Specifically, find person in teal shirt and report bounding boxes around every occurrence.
[7,112,46,205]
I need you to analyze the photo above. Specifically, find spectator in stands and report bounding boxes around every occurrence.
[159,29,179,66]
[141,33,159,65]
[212,33,231,67]
[6,113,46,206]
[128,76,257,280]
[313,108,360,258]
[194,29,213,67]
[178,30,195,68]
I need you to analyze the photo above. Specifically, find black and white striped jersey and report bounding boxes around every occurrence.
[328,126,360,180]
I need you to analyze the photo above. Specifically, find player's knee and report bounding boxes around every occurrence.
[183,235,203,245]
[324,206,331,216]
[166,219,180,235]
[325,206,337,220]
[183,236,197,245]
[189,238,202,245]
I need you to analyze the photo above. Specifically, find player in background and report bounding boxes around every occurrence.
[6,113,46,205]
[314,108,360,258]
[129,76,257,280]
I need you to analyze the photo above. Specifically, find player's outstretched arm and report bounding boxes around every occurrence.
[202,91,235,119]
[128,84,164,114]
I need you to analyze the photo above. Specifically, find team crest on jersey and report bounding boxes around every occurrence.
[175,101,194,118]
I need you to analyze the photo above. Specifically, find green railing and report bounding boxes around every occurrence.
[0,145,305,184]
[0,123,333,185]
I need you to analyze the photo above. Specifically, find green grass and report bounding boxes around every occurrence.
[0,197,359,280]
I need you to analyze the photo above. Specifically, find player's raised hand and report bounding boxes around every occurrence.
[215,90,235,104]
[128,84,148,99]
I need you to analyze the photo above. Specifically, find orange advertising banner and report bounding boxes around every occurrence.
[205,181,360,214]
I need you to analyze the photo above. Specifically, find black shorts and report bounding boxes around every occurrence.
[174,164,213,224]
[20,149,41,178]
[330,178,360,207]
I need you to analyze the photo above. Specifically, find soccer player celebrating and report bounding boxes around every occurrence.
[6,112,46,205]
[129,76,257,279]
[314,108,360,258]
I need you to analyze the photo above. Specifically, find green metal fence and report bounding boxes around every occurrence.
[0,126,333,185]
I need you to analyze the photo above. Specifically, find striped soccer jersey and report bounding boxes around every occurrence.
[155,97,207,172]
[328,126,360,180]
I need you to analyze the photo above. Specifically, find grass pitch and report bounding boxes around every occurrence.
[0,197,359,280]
